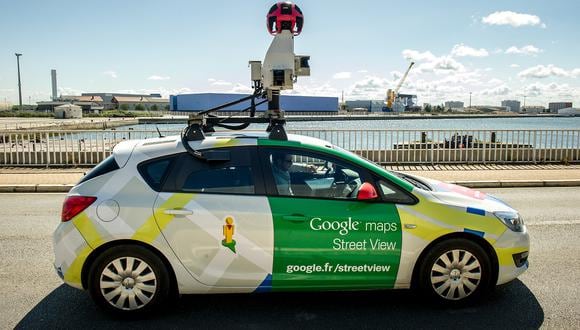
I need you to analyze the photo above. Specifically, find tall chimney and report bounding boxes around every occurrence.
[51,69,57,101]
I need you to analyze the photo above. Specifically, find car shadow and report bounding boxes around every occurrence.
[16,279,543,329]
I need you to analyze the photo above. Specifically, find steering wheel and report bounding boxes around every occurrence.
[345,178,362,198]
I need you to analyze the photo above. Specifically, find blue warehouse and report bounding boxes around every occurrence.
[170,93,338,113]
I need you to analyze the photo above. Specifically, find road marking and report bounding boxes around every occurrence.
[527,220,580,226]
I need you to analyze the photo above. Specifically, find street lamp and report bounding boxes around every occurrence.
[469,92,472,109]
[15,53,23,111]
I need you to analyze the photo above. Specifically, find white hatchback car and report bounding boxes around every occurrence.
[53,131,529,315]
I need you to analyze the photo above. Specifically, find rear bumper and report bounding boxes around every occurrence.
[53,221,93,290]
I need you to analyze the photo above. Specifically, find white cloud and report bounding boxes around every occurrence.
[147,75,171,81]
[518,64,571,79]
[402,49,465,74]
[347,76,391,99]
[102,70,118,79]
[451,44,489,57]
[523,82,576,99]
[402,49,437,62]
[480,85,511,96]
[571,69,580,77]
[287,81,339,97]
[482,11,545,28]
[332,72,352,79]
[505,45,543,55]
[357,69,368,73]
[510,64,520,68]
[211,80,233,86]
[58,87,84,96]
[229,83,253,94]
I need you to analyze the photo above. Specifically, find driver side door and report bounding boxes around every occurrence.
[259,147,403,290]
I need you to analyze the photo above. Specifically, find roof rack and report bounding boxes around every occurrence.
[181,90,288,161]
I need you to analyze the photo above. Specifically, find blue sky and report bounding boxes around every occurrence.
[1,0,579,107]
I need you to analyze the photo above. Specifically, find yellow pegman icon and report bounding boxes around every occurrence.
[223,217,235,244]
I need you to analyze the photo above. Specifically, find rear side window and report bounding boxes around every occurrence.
[138,156,176,191]
[163,147,261,195]
[183,166,254,194]
[78,155,119,184]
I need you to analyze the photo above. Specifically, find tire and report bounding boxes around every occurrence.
[88,245,171,316]
[418,238,493,305]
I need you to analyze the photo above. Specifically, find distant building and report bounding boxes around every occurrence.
[501,100,521,113]
[345,100,384,112]
[170,93,338,112]
[521,106,545,114]
[54,104,82,119]
[395,94,420,112]
[37,95,104,113]
[549,102,573,113]
[557,107,580,116]
[111,96,169,111]
[82,93,165,110]
[444,101,464,111]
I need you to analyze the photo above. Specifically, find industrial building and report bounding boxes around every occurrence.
[521,106,545,114]
[345,100,385,112]
[549,102,573,113]
[344,94,418,113]
[501,100,521,113]
[444,101,464,111]
[170,93,338,113]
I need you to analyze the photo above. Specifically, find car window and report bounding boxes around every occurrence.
[377,180,416,204]
[262,148,367,200]
[164,147,259,195]
[138,155,177,191]
[182,165,254,194]
[79,155,119,184]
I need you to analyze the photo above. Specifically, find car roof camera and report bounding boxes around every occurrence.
[182,2,310,160]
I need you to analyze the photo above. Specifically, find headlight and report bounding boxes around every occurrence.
[494,211,525,232]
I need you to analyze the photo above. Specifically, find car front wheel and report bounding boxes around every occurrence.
[419,238,493,304]
[88,245,170,315]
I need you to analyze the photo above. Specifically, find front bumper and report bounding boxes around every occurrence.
[493,226,530,285]
[53,221,93,290]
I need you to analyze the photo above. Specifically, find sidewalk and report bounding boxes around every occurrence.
[1,164,580,192]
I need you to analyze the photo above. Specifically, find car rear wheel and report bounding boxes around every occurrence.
[419,238,493,304]
[88,245,170,315]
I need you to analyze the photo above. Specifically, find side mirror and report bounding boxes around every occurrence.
[357,182,378,201]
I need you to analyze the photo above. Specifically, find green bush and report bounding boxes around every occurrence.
[0,111,53,118]
[134,104,145,111]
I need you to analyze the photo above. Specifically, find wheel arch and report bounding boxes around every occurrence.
[81,239,178,296]
[410,232,499,288]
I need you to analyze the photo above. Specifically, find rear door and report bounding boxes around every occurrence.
[152,147,274,290]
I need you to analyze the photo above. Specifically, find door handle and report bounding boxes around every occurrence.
[282,215,307,223]
[164,208,193,216]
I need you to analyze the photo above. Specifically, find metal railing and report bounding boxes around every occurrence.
[1,129,578,166]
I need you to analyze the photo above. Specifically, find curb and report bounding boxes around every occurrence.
[1,180,580,193]
[448,179,580,188]
[0,184,74,193]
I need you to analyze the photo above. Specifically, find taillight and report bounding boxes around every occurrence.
[61,196,97,222]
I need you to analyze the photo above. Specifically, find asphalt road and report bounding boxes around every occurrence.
[0,188,579,329]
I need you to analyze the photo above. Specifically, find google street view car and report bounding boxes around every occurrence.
[53,118,529,315]
[52,1,528,315]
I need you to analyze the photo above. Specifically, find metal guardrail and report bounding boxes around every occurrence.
[0,129,578,166]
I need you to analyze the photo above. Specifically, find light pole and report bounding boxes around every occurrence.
[15,53,23,111]
[469,92,472,109]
